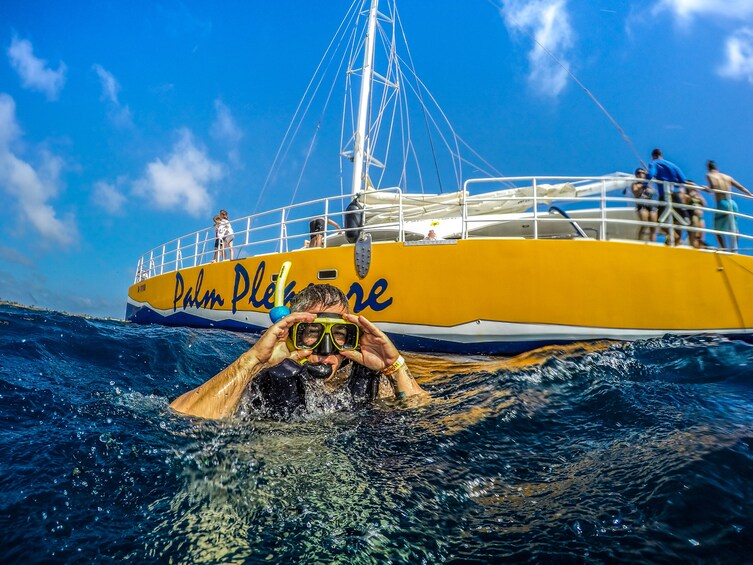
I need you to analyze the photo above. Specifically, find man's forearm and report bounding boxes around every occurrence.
[388,364,426,398]
[169,350,265,419]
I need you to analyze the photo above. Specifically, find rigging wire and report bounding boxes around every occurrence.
[254,0,361,214]
[395,6,445,194]
[339,12,364,198]
[288,25,356,207]
[489,0,647,170]
[262,0,519,207]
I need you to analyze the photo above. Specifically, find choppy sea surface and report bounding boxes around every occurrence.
[2,302,753,563]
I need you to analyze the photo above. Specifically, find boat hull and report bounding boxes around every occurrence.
[126,239,753,354]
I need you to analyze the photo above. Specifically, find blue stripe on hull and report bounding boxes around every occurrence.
[125,304,266,333]
[385,332,581,355]
[126,304,593,355]
[126,305,753,356]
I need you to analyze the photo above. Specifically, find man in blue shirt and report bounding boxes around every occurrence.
[647,148,687,201]
[647,148,691,244]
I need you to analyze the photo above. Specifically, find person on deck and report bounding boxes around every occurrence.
[631,168,657,242]
[706,160,753,252]
[686,184,707,249]
[647,148,690,245]
[212,215,223,262]
[169,284,426,420]
[218,209,234,260]
[309,217,341,248]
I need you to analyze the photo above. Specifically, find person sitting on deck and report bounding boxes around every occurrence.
[309,217,341,248]
[169,284,426,420]
[706,160,753,252]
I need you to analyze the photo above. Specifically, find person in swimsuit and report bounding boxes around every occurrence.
[169,284,426,420]
[631,168,657,242]
[706,160,753,252]
[686,185,707,249]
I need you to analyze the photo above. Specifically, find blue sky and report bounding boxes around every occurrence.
[1,0,753,319]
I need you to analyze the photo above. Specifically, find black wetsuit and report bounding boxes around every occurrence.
[240,359,381,419]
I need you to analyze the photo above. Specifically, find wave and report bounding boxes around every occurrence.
[1,303,753,562]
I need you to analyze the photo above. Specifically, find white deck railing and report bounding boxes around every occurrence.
[133,175,753,283]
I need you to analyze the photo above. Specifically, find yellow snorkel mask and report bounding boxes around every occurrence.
[287,313,360,355]
[270,261,360,359]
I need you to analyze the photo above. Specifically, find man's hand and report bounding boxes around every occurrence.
[250,311,316,366]
[339,313,400,371]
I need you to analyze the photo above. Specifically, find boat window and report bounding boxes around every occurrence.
[317,270,338,280]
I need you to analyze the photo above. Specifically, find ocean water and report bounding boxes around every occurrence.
[2,303,753,564]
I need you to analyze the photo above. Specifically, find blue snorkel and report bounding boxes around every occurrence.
[269,261,292,323]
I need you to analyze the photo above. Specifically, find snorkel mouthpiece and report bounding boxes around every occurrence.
[304,363,333,379]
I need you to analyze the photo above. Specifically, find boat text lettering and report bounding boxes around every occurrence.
[231,262,276,313]
[173,269,225,311]
[347,278,392,313]
[172,263,393,315]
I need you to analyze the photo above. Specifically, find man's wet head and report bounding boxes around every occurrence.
[289,284,352,375]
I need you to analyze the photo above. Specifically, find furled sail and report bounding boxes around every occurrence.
[359,175,632,225]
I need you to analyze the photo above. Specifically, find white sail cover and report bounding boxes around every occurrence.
[360,175,633,225]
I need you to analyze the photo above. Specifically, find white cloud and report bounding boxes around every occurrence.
[92,179,127,214]
[211,99,243,163]
[7,37,67,100]
[0,94,77,246]
[211,100,243,144]
[652,0,753,21]
[719,27,753,83]
[500,0,575,98]
[134,129,223,216]
[93,64,133,127]
[650,1,753,84]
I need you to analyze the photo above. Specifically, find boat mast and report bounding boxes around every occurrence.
[351,0,379,195]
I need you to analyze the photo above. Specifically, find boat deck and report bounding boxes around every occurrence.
[133,175,753,282]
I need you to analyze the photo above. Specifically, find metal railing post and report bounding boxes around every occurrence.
[462,183,468,240]
[398,189,404,242]
[600,179,607,240]
[532,178,538,240]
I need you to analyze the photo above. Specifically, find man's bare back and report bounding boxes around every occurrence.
[707,170,738,204]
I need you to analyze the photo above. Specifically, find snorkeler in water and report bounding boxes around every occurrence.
[169,282,426,420]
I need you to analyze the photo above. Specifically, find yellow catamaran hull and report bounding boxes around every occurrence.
[126,239,753,354]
